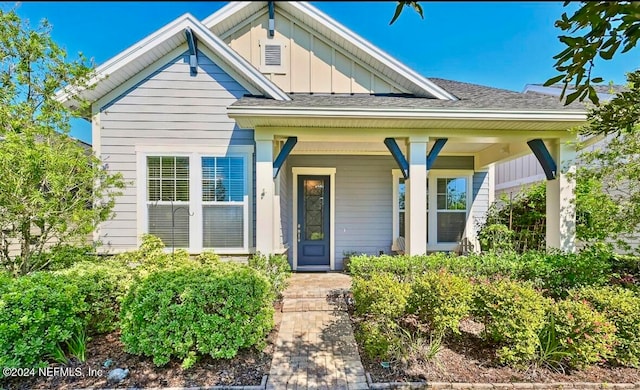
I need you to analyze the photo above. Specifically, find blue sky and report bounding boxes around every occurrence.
[5,1,637,143]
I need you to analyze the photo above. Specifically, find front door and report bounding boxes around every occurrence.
[297,175,330,267]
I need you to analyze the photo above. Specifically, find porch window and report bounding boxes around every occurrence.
[147,156,190,248]
[436,177,467,243]
[202,157,246,248]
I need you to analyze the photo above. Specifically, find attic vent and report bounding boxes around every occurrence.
[264,44,281,66]
[260,40,287,74]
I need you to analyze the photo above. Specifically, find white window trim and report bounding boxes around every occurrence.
[429,170,474,252]
[291,167,336,271]
[392,168,473,252]
[136,145,253,254]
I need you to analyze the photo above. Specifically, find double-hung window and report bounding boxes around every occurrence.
[202,157,245,248]
[435,177,468,243]
[143,151,249,252]
[147,156,190,248]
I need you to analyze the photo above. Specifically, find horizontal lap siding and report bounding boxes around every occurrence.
[97,51,250,252]
[287,155,397,269]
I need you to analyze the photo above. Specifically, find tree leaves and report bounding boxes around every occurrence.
[546,1,640,105]
[389,1,424,25]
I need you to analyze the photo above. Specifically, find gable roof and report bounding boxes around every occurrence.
[57,13,290,109]
[202,1,458,100]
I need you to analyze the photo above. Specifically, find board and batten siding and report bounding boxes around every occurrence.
[96,50,252,252]
[285,155,490,269]
[222,10,405,94]
[495,153,545,197]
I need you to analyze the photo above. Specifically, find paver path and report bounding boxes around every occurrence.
[267,273,368,390]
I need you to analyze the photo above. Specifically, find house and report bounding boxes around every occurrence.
[494,83,625,197]
[59,1,587,271]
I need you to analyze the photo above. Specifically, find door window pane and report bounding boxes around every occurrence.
[304,179,324,240]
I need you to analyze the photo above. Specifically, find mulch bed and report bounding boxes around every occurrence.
[3,302,282,390]
[350,313,640,385]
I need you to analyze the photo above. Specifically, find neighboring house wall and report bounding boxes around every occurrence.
[96,49,251,252]
[495,153,545,197]
[222,10,404,94]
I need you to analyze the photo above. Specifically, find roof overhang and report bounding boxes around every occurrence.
[203,1,458,100]
[227,105,588,132]
[56,12,289,113]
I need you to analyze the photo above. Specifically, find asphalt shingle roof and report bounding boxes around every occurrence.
[230,78,586,111]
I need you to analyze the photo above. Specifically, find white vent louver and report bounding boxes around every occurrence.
[264,44,282,66]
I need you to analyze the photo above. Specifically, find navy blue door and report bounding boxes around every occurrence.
[297,175,330,266]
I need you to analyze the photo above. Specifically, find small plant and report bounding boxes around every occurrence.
[248,252,291,298]
[49,343,69,365]
[66,328,88,363]
[535,314,570,373]
[356,320,400,360]
[477,223,515,253]
[389,327,443,368]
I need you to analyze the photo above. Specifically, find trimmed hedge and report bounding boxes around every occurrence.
[0,273,85,373]
[120,264,274,368]
[575,286,640,367]
[248,252,291,298]
[408,270,473,335]
[54,260,134,334]
[473,279,550,365]
[552,299,616,368]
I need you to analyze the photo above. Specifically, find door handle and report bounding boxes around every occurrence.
[297,224,301,242]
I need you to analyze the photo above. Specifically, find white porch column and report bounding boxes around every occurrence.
[546,140,577,252]
[255,134,275,254]
[406,137,428,255]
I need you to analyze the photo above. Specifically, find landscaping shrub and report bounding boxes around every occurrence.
[474,278,550,365]
[552,299,616,368]
[408,270,474,335]
[518,249,612,298]
[0,273,85,373]
[356,319,400,360]
[248,252,291,298]
[195,251,220,266]
[575,286,640,367]
[54,260,133,334]
[120,264,274,368]
[29,244,98,271]
[352,273,411,319]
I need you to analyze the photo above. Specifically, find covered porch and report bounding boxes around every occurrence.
[230,102,585,271]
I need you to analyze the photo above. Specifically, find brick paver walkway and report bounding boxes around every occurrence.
[267,273,368,390]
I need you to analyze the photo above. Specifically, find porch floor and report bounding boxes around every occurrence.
[267,273,368,390]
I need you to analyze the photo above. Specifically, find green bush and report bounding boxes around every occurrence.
[195,251,220,266]
[518,249,612,298]
[248,252,291,297]
[120,264,274,368]
[356,319,400,360]
[0,273,85,373]
[477,223,515,253]
[474,279,550,365]
[29,244,98,271]
[54,260,133,334]
[575,286,640,367]
[352,273,411,320]
[408,270,474,335]
[552,299,616,368]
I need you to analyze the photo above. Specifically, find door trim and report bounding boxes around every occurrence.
[292,167,336,271]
